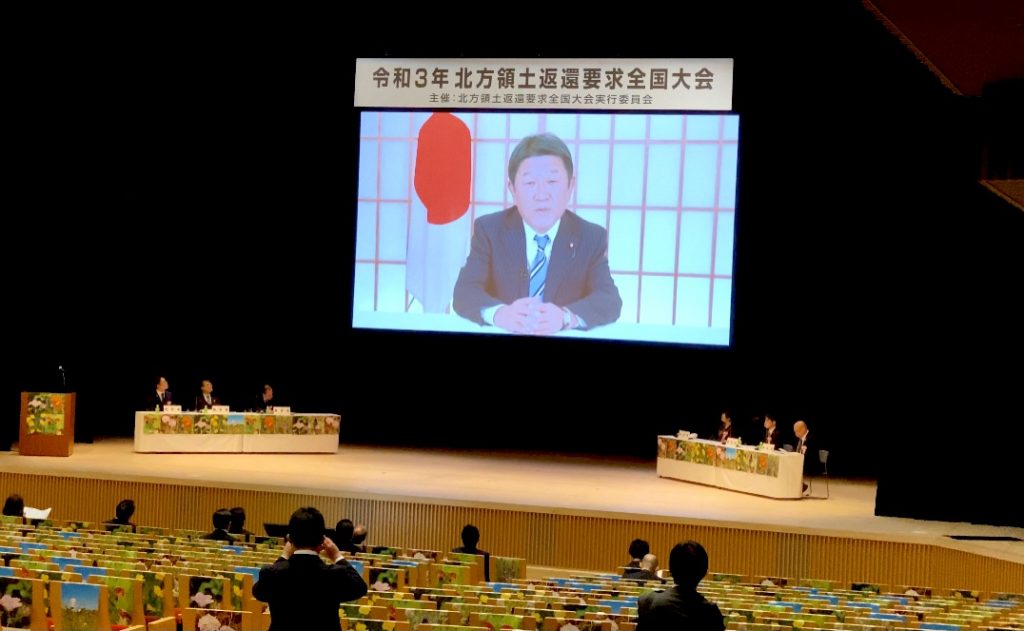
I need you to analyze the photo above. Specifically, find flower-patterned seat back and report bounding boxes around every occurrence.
[87,575,145,628]
[180,575,230,611]
[0,577,45,629]
[341,617,412,631]
[491,557,526,583]
[181,607,246,631]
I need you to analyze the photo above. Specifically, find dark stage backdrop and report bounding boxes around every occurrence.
[4,3,1021,526]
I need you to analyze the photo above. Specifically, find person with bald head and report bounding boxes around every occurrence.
[793,420,812,456]
[793,420,820,493]
[624,553,665,583]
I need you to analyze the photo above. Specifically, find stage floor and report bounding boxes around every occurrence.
[3,438,1021,564]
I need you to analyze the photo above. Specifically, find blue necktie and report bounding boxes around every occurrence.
[529,234,550,300]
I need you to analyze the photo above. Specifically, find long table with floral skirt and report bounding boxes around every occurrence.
[134,411,340,453]
[657,435,805,499]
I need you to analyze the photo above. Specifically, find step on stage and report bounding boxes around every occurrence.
[1,439,1021,592]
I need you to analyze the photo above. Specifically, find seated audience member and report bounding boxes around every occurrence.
[229,506,254,537]
[351,523,368,551]
[763,413,781,447]
[625,538,650,570]
[333,518,360,554]
[253,506,367,631]
[2,494,25,517]
[202,508,235,541]
[624,553,665,582]
[104,499,137,531]
[146,377,173,411]
[452,523,491,582]
[716,410,736,443]
[194,379,221,410]
[638,540,725,631]
[254,384,275,412]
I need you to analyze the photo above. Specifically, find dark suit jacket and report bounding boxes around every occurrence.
[453,208,622,329]
[623,567,664,583]
[195,394,221,410]
[764,427,781,446]
[254,396,273,412]
[638,586,725,631]
[797,433,821,475]
[716,425,735,442]
[253,553,367,631]
[104,519,136,533]
[452,546,490,582]
[145,390,172,411]
[202,529,235,542]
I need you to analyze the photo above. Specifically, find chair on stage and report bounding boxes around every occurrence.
[808,449,830,499]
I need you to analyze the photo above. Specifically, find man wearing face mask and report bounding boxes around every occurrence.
[453,133,622,334]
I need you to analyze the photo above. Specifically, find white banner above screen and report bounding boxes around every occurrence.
[355,58,734,111]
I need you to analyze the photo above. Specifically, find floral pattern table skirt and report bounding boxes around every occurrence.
[134,411,340,453]
[657,435,805,499]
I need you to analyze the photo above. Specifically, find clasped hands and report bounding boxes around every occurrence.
[494,297,568,335]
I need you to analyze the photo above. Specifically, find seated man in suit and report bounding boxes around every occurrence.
[194,379,221,411]
[254,384,275,412]
[253,506,367,631]
[794,419,819,494]
[351,523,368,552]
[763,413,782,447]
[452,524,490,582]
[624,553,665,583]
[104,499,137,532]
[453,133,622,334]
[331,518,361,555]
[202,508,235,541]
[624,538,650,571]
[638,541,724,631]
[146,377,173,411]
[228,506,254,538]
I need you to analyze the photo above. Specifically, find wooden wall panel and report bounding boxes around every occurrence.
[2,471,1020,591]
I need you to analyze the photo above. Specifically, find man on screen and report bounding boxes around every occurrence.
[453,133,622,334]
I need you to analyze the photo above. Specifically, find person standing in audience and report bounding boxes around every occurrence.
[105,499,137,531]
[254,384,275,412]
[253,506,367,631]
[637,540,724,631]
[763,413,781,447]
[194,379,221,410]
[202,508,235,541]
[452,524,491,582]
[229,507,254,538]
[624,553,665,583]
[146,377,173,411]
[715,410,736,443]
[2,494,24,517]
[625,538,650,570]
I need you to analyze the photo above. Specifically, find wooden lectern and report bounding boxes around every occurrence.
[19,392,76,456]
